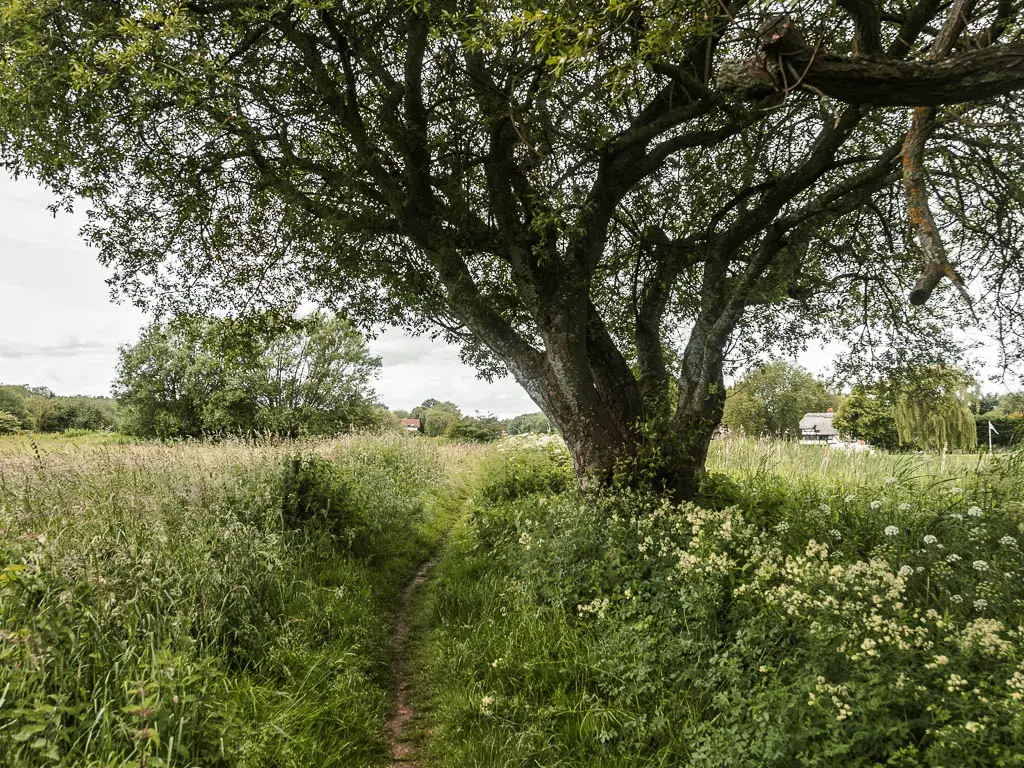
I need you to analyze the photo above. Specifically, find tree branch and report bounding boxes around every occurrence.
[837,0,884,57]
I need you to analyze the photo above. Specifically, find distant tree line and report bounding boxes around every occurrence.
[0,385,118,435]
[720,361,1022,451]
[390,400,553,443]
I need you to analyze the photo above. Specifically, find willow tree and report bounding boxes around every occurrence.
[3,1,1024,497]
[893,367,978,451]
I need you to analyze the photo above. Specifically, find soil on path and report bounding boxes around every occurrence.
[388,554,439,766]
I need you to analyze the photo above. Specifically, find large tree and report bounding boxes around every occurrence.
[893,365,979,451]
[3,1,1024,496]
[721,361,834,437]
[115,313,381,437]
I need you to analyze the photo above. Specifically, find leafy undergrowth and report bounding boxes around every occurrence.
[0,435,475,767]
[413,443,1024,767]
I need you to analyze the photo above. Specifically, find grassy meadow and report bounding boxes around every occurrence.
[0,433,480,767]
[412,438,1024,767]
[2,432,1023,766]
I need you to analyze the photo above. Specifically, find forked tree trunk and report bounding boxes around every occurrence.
[535,356,726,503]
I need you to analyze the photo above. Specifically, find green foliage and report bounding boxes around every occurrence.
[0,434,459,767]
[115,312,380,438]
[444,413,505,443]
[975,415,1024,448]
[0,386,33,429]
[894,367,979,451]
[475,443,575,504]
[415,442,1024,766]
[507,412,553,435]
[982,391,1024,418]
[722,362,836,438]
[4,0,1023,498]
[834,383,899,449]
[34,396,119,432]
[0,410,23,435]
[412,400,462,438]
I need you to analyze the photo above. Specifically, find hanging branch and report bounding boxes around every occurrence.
[901,0,977,309]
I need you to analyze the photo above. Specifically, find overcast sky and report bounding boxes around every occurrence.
[0,172,538,417]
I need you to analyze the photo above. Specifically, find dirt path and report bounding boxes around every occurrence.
[388,554,439,766]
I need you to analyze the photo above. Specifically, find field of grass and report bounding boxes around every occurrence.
[4,432,1023,766]
[0,433,480,767]
[412,438,1024,766]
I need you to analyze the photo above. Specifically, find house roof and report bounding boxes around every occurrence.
[402,418,421,428]
[799,412,838,436]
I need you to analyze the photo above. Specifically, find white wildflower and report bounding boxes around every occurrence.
[884,525,900,537]
[946,554,962,564]
[949,487,964,495]
[844,494,856,503]
[974,598,989,611]
[899,565,914,578]
[829,529,842,540]
[967,506,982,518]
[951,594,964,604]
[898,503,911,512]
[1000,535,1017,547]
[973,560,989,572]
[774,521,790,534]
[870,500,883,510]
[923,535,938,546]
[885,477,897,486]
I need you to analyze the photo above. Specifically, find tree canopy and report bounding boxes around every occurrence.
[721,361,835,437]
[4,0,1024,495]
[411,400,463,437]
[893,366,978,451]
[508,412,554,435]
[833,383,900,449]
[114,313,381,437]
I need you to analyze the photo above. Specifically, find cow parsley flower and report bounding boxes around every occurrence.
[844,494,856,503]
[898,502,911,512]
[974,599,989,611]
[923,535,938,545]
[967,506,982,518]
[899,565,914,578]
[1000,535,1017,547]
[884,525,900,536]
[973,560,989,571]
[870,500,883,510]
[946,554,962,564]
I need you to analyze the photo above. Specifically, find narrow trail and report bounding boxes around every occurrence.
[388,553,439,766]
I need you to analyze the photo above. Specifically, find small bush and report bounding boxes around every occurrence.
[475,443,574,504]
[0,410,22,435]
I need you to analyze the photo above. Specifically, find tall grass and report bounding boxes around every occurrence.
[0,434,479,767]
[413,439,1024,766]
[707,435,993,489]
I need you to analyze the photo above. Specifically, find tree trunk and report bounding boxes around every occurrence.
[535,349,725,503]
